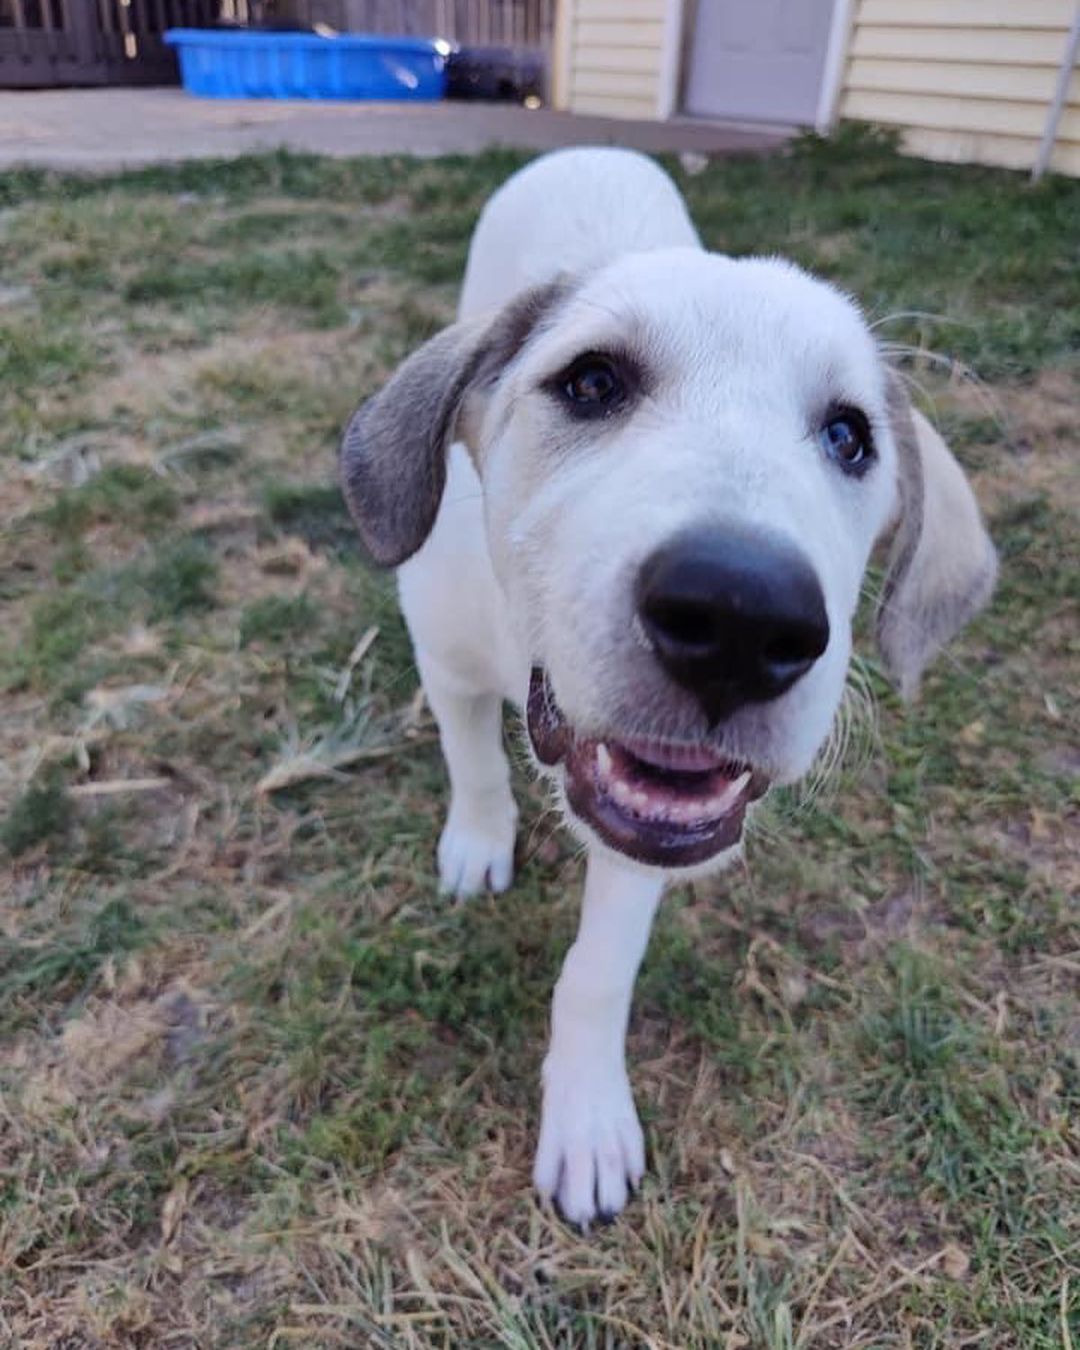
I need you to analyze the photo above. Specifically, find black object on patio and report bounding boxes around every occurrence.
[445,44,543,104]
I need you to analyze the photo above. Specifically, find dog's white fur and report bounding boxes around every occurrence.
[341,148,997,1225]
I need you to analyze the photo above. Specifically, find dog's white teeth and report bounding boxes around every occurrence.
[707,770,752,816]
[599,754,752,828]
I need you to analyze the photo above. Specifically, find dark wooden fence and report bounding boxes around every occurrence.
[0,0,553,88]
[0,0,218,87]
[285,0,554,48]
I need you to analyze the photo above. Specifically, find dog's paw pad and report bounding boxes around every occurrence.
[437,808,517,899]
[533,1071,645,1228]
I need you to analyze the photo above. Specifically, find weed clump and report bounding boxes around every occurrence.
[1,770,72,857]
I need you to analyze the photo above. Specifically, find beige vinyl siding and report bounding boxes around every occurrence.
[849,25,1067,67]
[840,0,1080,175]
[561,0,666,119]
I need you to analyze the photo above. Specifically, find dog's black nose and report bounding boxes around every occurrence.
[635,526,830,724]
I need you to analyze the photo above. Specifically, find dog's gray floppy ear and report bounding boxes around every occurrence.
[876,375,998,699]
[340,281,568,568]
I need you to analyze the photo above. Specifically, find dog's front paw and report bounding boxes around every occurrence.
[437,796,517,899]
[533,1064,645,1228]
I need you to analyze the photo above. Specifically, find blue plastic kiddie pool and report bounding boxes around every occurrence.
[165,29,449,101]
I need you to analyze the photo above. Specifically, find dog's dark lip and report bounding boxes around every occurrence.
[526,666,769,867]
[526,665,572,767]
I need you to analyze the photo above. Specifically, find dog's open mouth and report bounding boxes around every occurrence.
[526,667,768,867]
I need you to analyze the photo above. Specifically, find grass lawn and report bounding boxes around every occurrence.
[0,130,1077,1349]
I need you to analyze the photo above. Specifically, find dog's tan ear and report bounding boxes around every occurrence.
[877,377,998,700]
[340,281,568,568]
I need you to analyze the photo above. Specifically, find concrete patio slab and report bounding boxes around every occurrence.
[0,88,787,172]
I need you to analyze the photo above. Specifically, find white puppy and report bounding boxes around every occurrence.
[340,148,997,1226]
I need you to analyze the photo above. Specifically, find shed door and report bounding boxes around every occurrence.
[684,0,835,125]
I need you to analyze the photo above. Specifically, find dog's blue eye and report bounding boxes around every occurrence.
[561,355,622,409]
[820,408,874,473]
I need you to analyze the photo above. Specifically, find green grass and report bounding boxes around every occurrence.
[125,249,349,327]
[239,593,317,647]
[141,536,219,620]
[40,463,179,536]
[0,135,1077,1349]
[0,896,146,1010]
[0,769,72,857]
[262,479,356,552]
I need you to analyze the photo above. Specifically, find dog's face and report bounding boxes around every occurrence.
[342,249,996,872]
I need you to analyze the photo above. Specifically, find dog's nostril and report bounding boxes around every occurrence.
[764,638,802,666]
[646,598,720,650]
[763,626,826,668]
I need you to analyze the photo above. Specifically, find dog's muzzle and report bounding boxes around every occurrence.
[526,667,769,868]
[525,526,827,867]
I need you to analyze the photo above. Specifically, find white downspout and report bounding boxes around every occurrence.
[657,0,687,121]
[815,0,857,135]
[1032,0,1080,182]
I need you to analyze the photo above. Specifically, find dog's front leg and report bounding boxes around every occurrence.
[534,851,664,1226]
[416,648,518,899]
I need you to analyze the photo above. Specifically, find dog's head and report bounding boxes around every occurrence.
[341,249,996,871]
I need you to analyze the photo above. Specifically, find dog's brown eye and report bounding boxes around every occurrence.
[820,407,874,474]
[560,354,623,413]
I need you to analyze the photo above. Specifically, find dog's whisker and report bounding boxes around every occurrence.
[869,309,975,332]
[886,362,940,419]
[779,661,880,819]
[882,343,1013,443]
